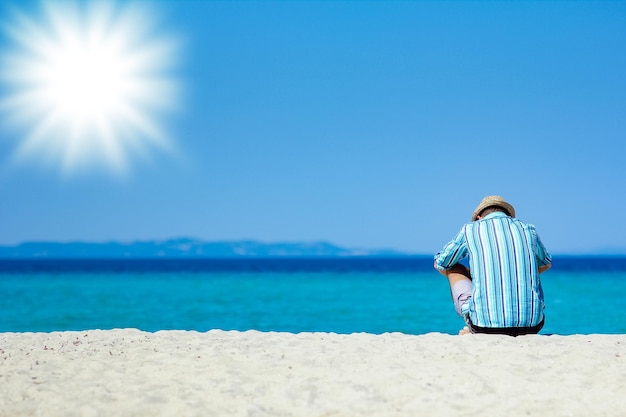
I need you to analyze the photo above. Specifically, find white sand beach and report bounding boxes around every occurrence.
[1,329,624,417]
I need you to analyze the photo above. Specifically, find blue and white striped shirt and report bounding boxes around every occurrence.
[434,212,552,328]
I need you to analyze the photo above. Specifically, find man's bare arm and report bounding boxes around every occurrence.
[538,264,552,274]
[434,260,449,276]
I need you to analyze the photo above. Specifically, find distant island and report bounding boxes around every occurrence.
[0,239,416,258]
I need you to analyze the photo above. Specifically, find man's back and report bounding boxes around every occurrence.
[462,212,548,328]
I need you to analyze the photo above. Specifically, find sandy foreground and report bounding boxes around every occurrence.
[0,330,624,417]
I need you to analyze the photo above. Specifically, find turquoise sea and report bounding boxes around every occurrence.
[1,257,625,335]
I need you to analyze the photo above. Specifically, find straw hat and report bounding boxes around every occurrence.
[471,195,516,221]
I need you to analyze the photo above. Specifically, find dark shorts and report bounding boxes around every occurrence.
[464,316,545,337]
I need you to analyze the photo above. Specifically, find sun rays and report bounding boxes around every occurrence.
[0,1,182,176]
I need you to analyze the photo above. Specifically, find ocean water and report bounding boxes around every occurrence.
[1,257,625,335]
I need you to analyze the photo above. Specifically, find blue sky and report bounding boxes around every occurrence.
[0,0,625,254]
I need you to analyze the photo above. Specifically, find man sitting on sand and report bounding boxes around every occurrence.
[434,196,552,336]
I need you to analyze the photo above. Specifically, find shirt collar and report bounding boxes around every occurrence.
[482,211,509,220]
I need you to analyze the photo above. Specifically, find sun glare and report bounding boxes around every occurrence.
[0,1,181,176]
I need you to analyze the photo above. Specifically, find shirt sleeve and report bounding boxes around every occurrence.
[434,226,468,270]
[528,224,552,266]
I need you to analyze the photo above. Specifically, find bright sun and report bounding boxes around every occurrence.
[0,1,181,176]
